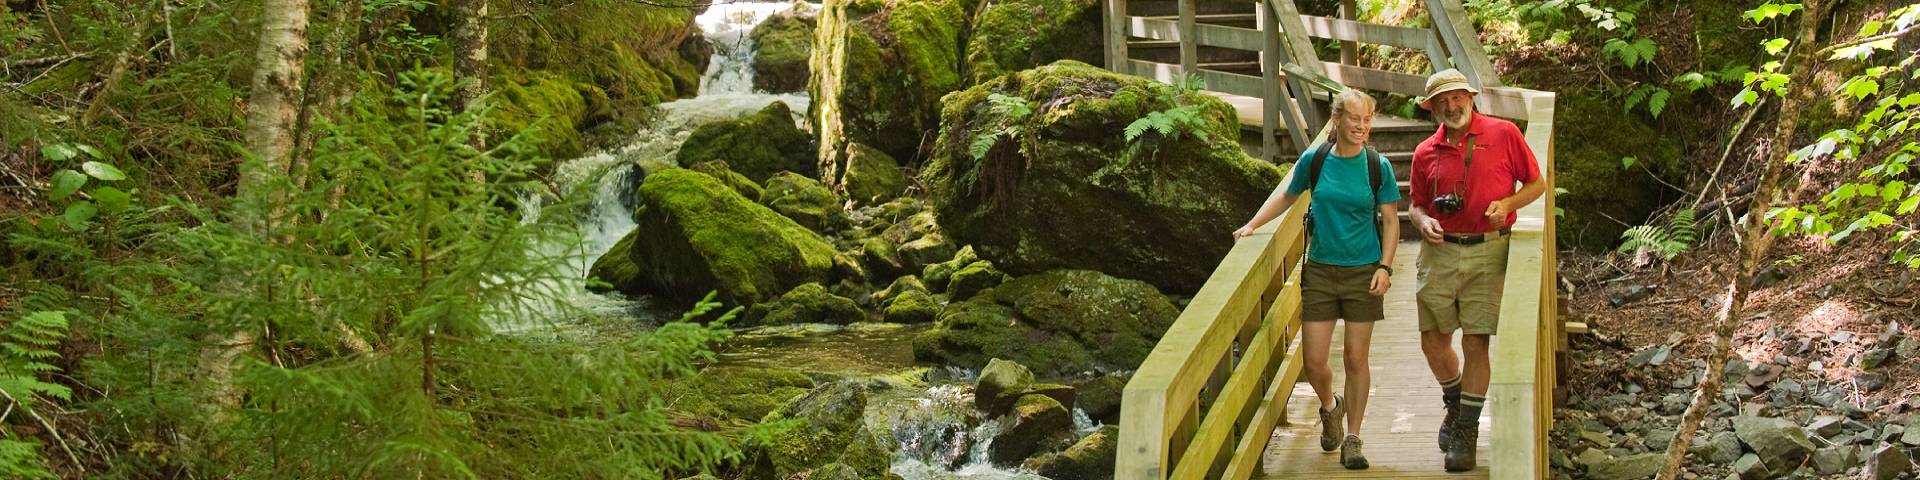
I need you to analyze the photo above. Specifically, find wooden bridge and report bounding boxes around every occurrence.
[1104,1,1568,478]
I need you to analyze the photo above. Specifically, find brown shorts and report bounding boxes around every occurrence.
[1301,261,1386,322]
[1416,235,1509,335]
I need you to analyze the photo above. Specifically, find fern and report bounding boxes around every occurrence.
[968,93,1034,161]
[1618,210,1698,261]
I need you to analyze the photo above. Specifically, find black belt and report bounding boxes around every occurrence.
[1442,229,1512,245]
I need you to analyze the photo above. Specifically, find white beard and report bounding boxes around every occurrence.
[1443,110,1472,130]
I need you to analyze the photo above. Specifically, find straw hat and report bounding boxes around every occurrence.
[1419,69,1479,108]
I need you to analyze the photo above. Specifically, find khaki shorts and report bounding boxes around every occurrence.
[1416,235,1509,335]
[1302,261,1386,322]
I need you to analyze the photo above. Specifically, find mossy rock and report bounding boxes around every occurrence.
[858,236,908,278]
[882,289,942,324]
[622,168,838,304]
[963,0,1102,83]
[1553,96,1684,250]
[922,61,1282,293]
[689,160,766,199]
[743,381,890,479]
[912,269,1175,375]
[878,211,954,274]
[491,0,704,106]
[946,260,1007,300]
[808,463,863,480]
[676,101,815,182]
[587,230,642,293]
[921,245,982,293]
[988,394,1076,465]
[1022,425,1119,479]
[750,282,866,326]
[1072,374,1127,424]
[911,299,1094,376]
[761,171,848,232]
[875,275,931,303]
[814,0,970,161]
[976,358,1036,414]
[666,366,816,422]
[489,67,597,159]
[842,142,910,205]
[751,4,817,93]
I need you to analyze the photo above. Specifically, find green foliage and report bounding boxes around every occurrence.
[1765,4,1920,268]
[970,93,1036,161]
[0,310,72,479]
[1122,74,1213,146]
[1618,209,1697,261]
[1601,36,1658,68]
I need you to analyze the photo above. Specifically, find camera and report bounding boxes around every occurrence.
[1433,193,1464,216]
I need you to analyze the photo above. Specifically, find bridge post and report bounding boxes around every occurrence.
[1105,0,1128,72]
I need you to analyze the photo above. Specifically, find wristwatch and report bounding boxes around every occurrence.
[1376,264,1393,275]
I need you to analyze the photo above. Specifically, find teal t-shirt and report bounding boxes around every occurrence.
[1285,146,1402,267]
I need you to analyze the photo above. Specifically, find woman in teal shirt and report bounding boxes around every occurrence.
[1231,88,1401,470]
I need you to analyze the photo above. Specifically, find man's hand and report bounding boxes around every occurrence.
[1232,224,1256,239]
[1415,215,1445,244]
[1368,268,1391,296]
[1484,198,1512,221]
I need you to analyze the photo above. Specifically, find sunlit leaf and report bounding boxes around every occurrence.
[1763,38,1789,55]
[40,144,77,162]
[93,186,132,214]
[82,161,126,181]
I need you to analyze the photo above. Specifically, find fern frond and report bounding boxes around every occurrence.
[1124,118,1151,141]
[970,132,1003,160]
[1669,210,1698,246]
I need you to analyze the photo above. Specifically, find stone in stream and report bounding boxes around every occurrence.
[742,381,893,479]
[688,160,765,200]
[748,4,815,93]
[676,101,815,182]
[1869,444,1912,480]
[761,171,849,233]
[921,61,1283,293]
[988,394,1076,465]
[922,246,982,293]
[881,289,942,324]
[749,282,865,326]
[1733,415,1815,473]
[946,260,1009,301]
[595,168,838,304]
[1023,425,1120,480]
[975,358,1036,415]
[1073,374,1127,424]
[913,270,1178,376]
[1587,453,1666,480]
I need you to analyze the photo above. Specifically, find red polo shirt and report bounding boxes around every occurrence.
[1410,112,1542,234]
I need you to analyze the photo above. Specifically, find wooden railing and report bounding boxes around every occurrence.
[1107,1,1561,478]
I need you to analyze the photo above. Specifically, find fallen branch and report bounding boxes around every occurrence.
[0,389,85,474]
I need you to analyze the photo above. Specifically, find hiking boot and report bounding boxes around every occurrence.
[1438,397,1460,451]
[1340,434,1369,469]
[1318,395,1345,452]
[1444,419,1479,472]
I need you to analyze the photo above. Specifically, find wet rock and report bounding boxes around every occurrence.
[751,282,865,326]
[1028,383,1076,410]
[608,168,837,303]
[989,394,1075,465]
[882,289,942,324]
[1588,453,1666,480]
[976,358,1036,415]
[809,463,863,480]
[666,366,815,422]
[923,246,982,293]
[744,381,891,479]
[1813,445,1860,475]
[689,160,766,200]
[1733,415,1814,473]
[676,101,814,182]
[1073,375,1127,424]
[1608,284,1656,307]
[1869,444,1912,480]
[761,171,849,233]
[1023,425,1119,480]
[913,270,1177,375]
[1731,453,1771,480]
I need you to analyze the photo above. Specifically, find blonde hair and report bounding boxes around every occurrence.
[1330,89,1376,119]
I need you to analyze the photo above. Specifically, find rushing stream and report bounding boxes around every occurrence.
[526,3,1097,477]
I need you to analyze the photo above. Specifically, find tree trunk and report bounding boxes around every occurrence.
[206,0,311,415]
[1655,2,1830,478]
[451,0,488,122]
[809,0,851,193]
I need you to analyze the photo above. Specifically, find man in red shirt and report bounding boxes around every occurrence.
[1407,69,1547,472]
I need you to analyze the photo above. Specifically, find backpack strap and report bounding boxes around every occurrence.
[1307,142,1334,192]
[1366,147,1383,207]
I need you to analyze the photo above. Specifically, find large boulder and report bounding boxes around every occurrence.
[743,381,892,479]
[490,68,598,159]
[676,101,815,182]
[913,269,1178,375]
[492,1,705,106]
[987,394,1075,465]
[751,4,817,93]
[689,161,765,199]
[1022,425,1119,480]
[749,282,866,326]
[1733,415,1815,473]
[606,168,838,304]
[842,142,910,205]
[587,231,642,293]
[1073,375,1127,424]
[811,0,971,165]
[921,61,1282,293]
[963,0,1102,83]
